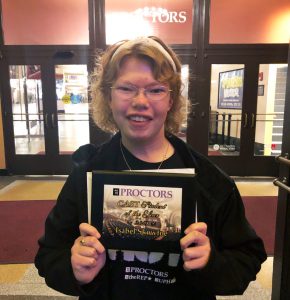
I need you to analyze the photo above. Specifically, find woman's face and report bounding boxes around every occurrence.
[110,56,172,145]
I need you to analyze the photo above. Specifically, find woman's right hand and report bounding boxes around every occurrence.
[71,223,106,285]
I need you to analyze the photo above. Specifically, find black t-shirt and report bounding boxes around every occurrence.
[117,143,186,171]
[108,144,188,300]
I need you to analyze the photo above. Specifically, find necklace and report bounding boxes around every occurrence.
[120,139,170,171]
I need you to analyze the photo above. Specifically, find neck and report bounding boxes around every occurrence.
[121,135,172,163]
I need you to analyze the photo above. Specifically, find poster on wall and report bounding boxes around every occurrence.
[218,68,244,109]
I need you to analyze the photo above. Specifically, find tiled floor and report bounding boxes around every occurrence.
[0,176,277,299]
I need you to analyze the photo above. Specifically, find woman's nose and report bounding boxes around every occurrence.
[131,88,149,108]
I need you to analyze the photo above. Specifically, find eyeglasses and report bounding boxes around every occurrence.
[111,84,172,101]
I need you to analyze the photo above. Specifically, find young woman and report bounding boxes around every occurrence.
[35,36,266,300]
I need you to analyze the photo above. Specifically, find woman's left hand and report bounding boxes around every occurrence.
[180,222,211,271]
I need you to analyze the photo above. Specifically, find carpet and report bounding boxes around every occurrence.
[0,200,55,264]
[208,150,223,156]
[0,197,277,264]
[37,151,73,155]
[242,196,277,255]
[0,180,65,201]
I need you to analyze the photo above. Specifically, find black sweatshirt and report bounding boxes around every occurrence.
[35,133,267,300]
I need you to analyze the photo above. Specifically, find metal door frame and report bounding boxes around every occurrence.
[272,43,290,300]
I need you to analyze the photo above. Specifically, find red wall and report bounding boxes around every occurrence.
[2,0,89,45]
[2,0,290,45]
[210,0,290,44]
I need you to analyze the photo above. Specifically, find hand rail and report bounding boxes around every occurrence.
[275,154,290,167]
[273,178,290,194]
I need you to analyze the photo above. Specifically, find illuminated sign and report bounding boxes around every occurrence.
[105,1,193,44]
[134,7,187,23]
[218,69,244,109]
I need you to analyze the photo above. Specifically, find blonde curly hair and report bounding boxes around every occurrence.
[90,36,189,134]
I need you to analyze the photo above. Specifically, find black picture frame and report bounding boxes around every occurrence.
[90,170,197,252]
[218,68,244,110]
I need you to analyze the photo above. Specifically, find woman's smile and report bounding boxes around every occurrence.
[126,114,153,127]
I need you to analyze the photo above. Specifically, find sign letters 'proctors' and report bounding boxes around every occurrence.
[89,170,197,252]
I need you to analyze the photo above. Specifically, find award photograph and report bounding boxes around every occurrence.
[90,170,196,252]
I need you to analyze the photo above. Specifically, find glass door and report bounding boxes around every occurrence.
[10,65,46,155]
[208,64,244,157]
[254,64,288,157]
[4,61,90,174]
[55,64,89,154]
[205,63,248,175]
[4,62,54,174]
[206,61,288,176]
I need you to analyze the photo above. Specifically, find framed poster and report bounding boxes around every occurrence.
[218,68,244,109]
[89,170,197,252]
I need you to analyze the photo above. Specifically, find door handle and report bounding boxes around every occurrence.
[251,113,255,128]
[243,113,248,128]
[45,114,49,128]
[51,113,56,128]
